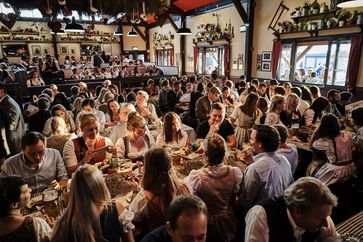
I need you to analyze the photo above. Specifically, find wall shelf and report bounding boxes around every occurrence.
[277,24,363,38]
[0,32,40,35]
[66,33,111,37]
[291,10,336,23]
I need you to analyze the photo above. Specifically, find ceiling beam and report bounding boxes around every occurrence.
[166,14,179,32]
[132,24,146,41]
[232,0,248,23]
[124,18,146,41]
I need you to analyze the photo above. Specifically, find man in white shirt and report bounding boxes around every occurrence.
[245,177,340,242]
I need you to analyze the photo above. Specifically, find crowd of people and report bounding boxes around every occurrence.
[0,53,165,86]
[0,71,362,242]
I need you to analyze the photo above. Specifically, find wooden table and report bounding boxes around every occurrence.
[337,210,363,240]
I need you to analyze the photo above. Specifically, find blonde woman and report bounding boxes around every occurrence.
[115,112,155,161]
[156,112,188,150]
[135,90,158,125]
[63,113,113,175]
[42,104,76,137]
[280,93,301,128]
[129,148,190,236]
[52,165,134,242]
[46,116,76,155]
[265,95,286,125]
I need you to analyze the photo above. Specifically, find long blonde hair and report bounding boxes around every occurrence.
[52,165,111,242]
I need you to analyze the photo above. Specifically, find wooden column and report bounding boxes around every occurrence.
[52,34,59,60]
[245,0,255,81]
[180,15,186,75]
[145,27,150,62]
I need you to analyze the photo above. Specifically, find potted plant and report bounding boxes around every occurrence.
[321,2,329,13]
[294,7,302,17]
[311,0,320,14]
[311,21,318,30]
[302,2,310,16]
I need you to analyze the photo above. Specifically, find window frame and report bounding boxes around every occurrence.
[278,34,357,88]
[196,44,225,76]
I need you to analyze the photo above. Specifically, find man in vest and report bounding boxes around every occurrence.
[245,177,340,242]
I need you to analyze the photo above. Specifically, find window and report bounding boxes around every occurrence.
[19,9,42,18]
[196,46,225,75]
[277,39,351,87]
[156,49,172,66]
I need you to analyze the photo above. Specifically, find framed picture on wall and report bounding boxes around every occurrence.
[262,51,272,61]
[232,58,238,70]
[32,45,41,56]
[70,48,77,55]
[43,48,49,55]
[261,61,271,72]
[257,54,262,63]
[257,63,261,71]
[61,46,68,55]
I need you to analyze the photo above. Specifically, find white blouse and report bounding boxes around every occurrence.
[115,133,155,159]
[155,130,188,150]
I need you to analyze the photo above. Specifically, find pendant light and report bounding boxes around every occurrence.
[50,29,67,35]
[177,17,191,35]
[127,27,138,36]
[337,0,363,8]
[113,28,123,36]
[64,17,85,32]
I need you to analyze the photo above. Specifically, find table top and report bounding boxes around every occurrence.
[337,210,363,240]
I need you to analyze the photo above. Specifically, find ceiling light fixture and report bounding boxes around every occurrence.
[127,28,137,37]
[113,28,123,36]
[177,17,191,36]
[177,27,191,35]
[337,0,363,8]
[50,29,67,35]
[64,17,85,32]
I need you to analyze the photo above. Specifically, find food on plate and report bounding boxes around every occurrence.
[42,188,58,202]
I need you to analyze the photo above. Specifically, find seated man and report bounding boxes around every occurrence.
[0,131,68,193]
[141,195,224,242]
[196,102,236,148]
[245,177,340,242]
[195,86,221,122]
[238,124,293,213]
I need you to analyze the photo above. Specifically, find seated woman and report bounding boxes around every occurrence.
[308,113,356,185]
[115,112,155,161]
[105,99,121,128]
[26,70,45,88]
[129,148,190,238]
[46,116,77,155]
[265,95,286,125]
[52,165,134,242]
[185,134,242,242]
[280,93,302,128]
[43,104,76,137]
[221,86,235,117]
[156,112,188,150]
[146,79,159,96]
[0,176,52,242]
[63,113,113,175]
[230,92,262,149]
[303,96,330,128]
[135,91,158,125]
